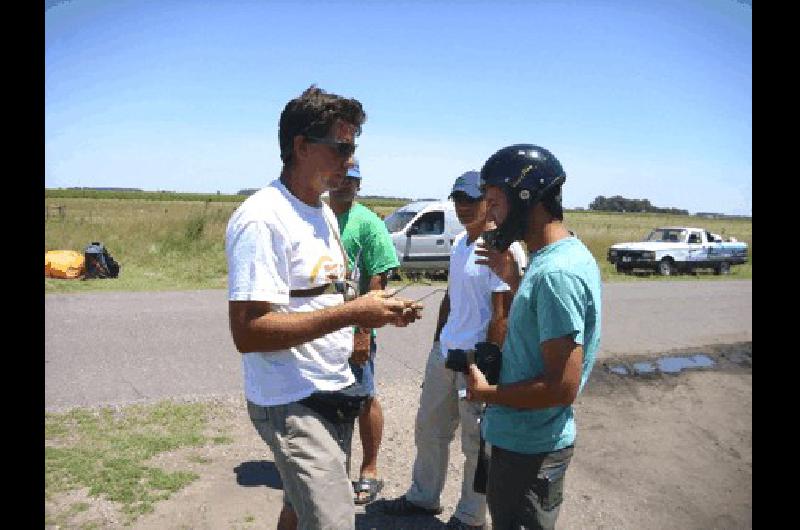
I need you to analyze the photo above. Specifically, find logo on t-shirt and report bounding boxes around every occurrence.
[310,255,343,284]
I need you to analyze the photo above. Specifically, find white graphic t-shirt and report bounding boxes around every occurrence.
[438,233,527,358]
[225,179,354,406]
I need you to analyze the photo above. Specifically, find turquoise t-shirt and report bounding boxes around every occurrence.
[337,203,400,337]
[483,236,602,454]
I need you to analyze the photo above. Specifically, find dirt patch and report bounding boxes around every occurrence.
[562,343,752,529]
[46,488,124,529]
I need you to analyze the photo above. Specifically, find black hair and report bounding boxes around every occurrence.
[540,186,564,221]
[278,85,367,165]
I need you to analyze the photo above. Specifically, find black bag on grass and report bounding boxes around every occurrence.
[83,242,120,279]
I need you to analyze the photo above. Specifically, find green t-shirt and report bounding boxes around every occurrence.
[483,237,602,454]
[336,203,400,336]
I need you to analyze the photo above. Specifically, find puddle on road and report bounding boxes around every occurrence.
[606,354,718,377]
[608,365,629,375]
[632,362,657,374]
[657,355,714,373]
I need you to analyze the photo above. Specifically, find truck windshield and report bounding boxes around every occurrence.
[384,210,418,233]
[645,229,686,243]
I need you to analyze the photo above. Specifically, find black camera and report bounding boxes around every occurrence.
[445,342,502,385]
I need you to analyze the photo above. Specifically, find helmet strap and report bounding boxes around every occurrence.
[482,193,529,251]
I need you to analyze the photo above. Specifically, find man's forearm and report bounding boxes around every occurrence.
[433,292,450,342]
[504,274,521,296]
[486,291,511,346]
[233,303,360,353]
[370,272,389,291]
[486,316,507,346]
[479,377,576,409]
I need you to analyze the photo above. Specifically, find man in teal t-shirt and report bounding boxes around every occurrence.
[329,157,400,506]
[467,144,602,530]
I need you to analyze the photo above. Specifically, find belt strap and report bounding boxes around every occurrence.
[289,283,338,298]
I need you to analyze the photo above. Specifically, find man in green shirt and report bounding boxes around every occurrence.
[329,157,400,505]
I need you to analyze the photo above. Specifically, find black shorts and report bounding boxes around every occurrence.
[487,444,574,530]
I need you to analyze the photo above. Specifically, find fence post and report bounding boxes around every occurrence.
[46,205,67,220]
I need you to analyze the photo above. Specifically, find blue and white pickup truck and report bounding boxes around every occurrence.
[607,226,748,276]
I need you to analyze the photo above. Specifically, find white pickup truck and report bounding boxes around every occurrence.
[607,226,748,276]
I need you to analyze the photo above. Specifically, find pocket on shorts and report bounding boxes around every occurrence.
[247,401,275,444]
[534,460,568,511]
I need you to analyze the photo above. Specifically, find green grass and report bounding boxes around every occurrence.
[45,198,235,293]
[45,400,233,526]
[45,197,750,293]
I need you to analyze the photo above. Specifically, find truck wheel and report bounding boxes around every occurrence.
[658,258,675,276]
[615,263,627,274]
[714,261,731,275]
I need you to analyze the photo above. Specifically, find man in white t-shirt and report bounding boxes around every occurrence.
[380,171,527,529]
[226,85,421,530]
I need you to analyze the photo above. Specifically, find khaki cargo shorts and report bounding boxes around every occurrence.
[247,400,355,530]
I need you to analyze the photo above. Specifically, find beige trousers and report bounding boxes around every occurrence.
[405,343,487,526]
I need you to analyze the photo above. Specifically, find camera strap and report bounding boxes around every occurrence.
[322,208,359,301]
[289,284,339,297]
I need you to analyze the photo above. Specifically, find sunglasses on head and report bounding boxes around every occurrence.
[305,136,357,158]
[451,192,482,204]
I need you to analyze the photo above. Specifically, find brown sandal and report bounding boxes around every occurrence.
[353,477,384,505]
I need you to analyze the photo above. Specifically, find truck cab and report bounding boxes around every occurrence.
[383,200,464,276]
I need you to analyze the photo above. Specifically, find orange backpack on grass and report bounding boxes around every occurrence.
[45,250,85,279]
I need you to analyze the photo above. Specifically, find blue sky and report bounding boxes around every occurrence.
[45,0,752,215]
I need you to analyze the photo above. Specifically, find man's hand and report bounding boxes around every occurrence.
[348,290,422,328]
[475,242,521,290]
[396,300,423,327]
[349,350,370,365]
[349,327,371,365]
[466,363,492,402]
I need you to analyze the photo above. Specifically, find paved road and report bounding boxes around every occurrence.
[45,280,751,411]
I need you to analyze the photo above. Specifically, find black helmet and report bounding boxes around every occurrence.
[479,144,566,251]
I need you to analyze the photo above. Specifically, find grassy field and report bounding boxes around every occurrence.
[44,195,751,293]
[46,189,246,202]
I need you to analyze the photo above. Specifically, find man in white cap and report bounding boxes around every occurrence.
[380,170,527,529]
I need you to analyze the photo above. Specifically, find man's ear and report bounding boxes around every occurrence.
[292,135,307,162]
[529,201,548,226]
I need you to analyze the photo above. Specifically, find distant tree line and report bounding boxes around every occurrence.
[695,212,751,219]
[360,194,412,201]
[589,195,688,215]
